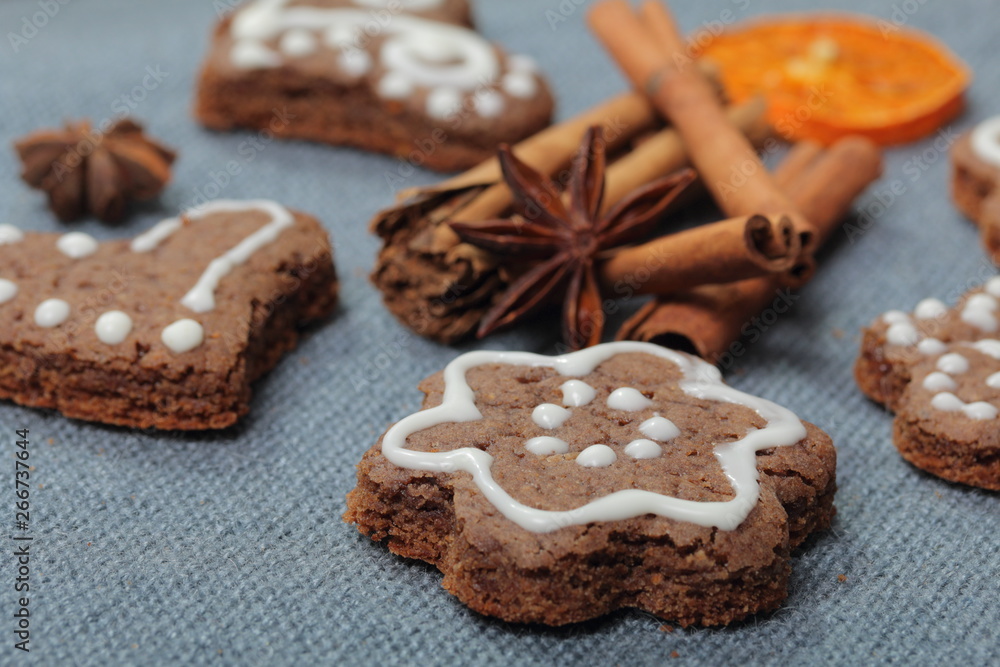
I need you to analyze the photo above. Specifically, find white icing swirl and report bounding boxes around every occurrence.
[380,342,808,533]
[971,116,1000,169]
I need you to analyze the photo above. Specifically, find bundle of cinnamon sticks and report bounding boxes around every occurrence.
[370,0,883,362]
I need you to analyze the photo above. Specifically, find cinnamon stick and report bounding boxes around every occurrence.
[599,213,799,295]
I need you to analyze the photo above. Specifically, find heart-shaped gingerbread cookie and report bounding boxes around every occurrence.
[0,200,338,430]
[856,278,1000,489]
[194,0,554,171]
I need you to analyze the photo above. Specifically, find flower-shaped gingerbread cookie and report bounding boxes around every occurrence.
[856,277,1000,489]
[0,200,337,430]
[345,342,836,627]
[952,116,1000,260]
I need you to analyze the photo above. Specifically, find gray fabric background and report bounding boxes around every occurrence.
[1,0,997,664]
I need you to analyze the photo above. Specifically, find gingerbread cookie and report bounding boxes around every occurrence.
[855,278,1000,490]
[951,117,1000,260]
[0,200,338,430]
[194,0,554,171]
[345,342,836,626]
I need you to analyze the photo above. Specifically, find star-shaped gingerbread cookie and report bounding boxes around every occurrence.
[345,342,836,626]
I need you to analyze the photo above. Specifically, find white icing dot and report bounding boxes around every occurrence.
[338,47,373,77]
[0,224,24,245]
[886,322,920,347]
[923,372,957,393]
[970,116,1000,169]
[378,71,415,99]
[34,299,70,328]
[970,339,1000,359]
[507,54,538,73]
[94,311,133,345]
[474,89,505,118]
[917,338,947,356]
[425,87,463,120]
[56,232,98,259]
[986,372,1000,389]
[937,353,970,375]
[607,387,653,411]
[986,277,1000,297]
[560,380,596,407]
[882,310,910,325]
[962,294,998,332]
[324,24,356,48]
[624,439,662,460]
[639,414,680,442]
[525,436,568,456]
[964,402,999,420]
[576,444,617,468]
[162,319,204,354]
[532,403,571,430]
[279,29,318,57]
[914,298,947,320]
[0,279,17,304]
[931,392,964,412]
[231,40,282,69]
[502,71,537,99]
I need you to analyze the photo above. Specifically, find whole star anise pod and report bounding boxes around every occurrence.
[14,118,176,223]
[449,126,695,350]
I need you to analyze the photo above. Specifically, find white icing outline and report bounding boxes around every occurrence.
[381,342,807,533]
[971,116,1000,169]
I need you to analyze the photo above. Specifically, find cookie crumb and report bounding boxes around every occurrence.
[670,651,680,659]
[832,328,845,340]
[838,574,848,582]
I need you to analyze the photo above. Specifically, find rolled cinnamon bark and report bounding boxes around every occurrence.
[617,136,883,360]
[599,213,799,295]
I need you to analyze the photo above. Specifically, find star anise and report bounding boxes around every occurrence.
[449,126,695,350]
[14,118,176,223]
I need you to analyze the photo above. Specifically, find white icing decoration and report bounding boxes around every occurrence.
[576,444,617,468]
[986,277,1000,297]
[970,115,1000,169]
[228,1,519,119]
[525,437,568,456]
[917,338,947,356]
[162,319,205,354]
[378,71,415,99]
[231,40,282,69]
[961,293,998,332]
[474,90,505,119]
[922,372,957,393]
[502,71,537,99]
[379,341,808,533]
[133,200,295,314]
[624,439,662,460]
[56,232,99,259]
[532,403,571,430]
[34,299,70,328]
[987,372,1000,389]
[886,322,919,346]
[882,310,910,325]
[425,87,463,120]
[0,224,24,245]
[914,298,947,320]
[607,387,653,411]
[969,339,1000,359]
[0,279,18,304]
[931,392,998,420]
[639,414,680,442]
[560,380,596,407]
[279,28,318,57]
[507,54,538,73]
[352,0,446,11]
[94,311,133,345]
[936,353,970,375]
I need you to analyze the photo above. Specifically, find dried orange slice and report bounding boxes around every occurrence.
[699,14,971,146]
